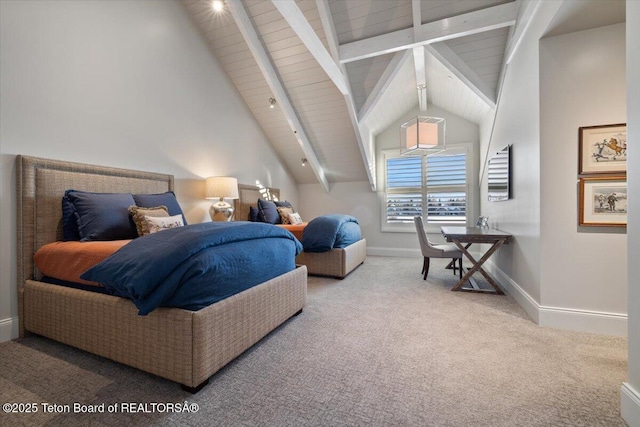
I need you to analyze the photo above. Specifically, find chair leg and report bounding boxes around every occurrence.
[423,257,430,280]
[452,258,457,275]
[458,258,463,279]
[421,257,426,274]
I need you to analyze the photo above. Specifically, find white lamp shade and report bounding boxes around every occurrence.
[400,116,445,156]
[205,176,239,200]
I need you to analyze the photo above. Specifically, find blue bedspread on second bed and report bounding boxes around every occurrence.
[81,222,302,315]
[301,214,361,253]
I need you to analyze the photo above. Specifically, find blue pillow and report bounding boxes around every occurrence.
[65,190,138,241]
[62,196,81,241]
[257,198,280,224]
[249,206,262,222]
[133,191,187,225]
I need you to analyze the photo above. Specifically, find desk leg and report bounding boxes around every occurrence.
[451,239,505,295]
[445,243,471,269]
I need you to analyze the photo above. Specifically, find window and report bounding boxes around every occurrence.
[383,146,469,231]
[425,153,467,224]
[385,156,423,224]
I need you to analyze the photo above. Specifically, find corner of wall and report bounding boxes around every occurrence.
[0,317,19,342]
[622,382,640,427]
[485,260,627,337]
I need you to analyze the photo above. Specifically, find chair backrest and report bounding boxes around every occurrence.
[414,216,442,257]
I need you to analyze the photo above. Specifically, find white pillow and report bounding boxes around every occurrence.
[288,212,303,225]
[145,214,184,234]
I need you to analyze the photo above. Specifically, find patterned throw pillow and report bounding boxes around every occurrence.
[277,207,294,224]
[145,214,184,234]
[288,212,303,225]
[133,191,188,225]
[129,205,169,236]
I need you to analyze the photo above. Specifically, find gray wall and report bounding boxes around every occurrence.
[623,1,640,424]
[540,24,626,314]
[478,2,564,306]
[481,2,627,335]
[0,0,297,341]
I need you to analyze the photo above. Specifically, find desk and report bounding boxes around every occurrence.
[440,227,512,294]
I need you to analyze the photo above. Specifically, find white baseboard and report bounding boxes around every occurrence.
[367,247,421,257]
[484,260,540,323]
[0,317,19,342]
[367,247,483,259]
[622,382,640,427]
[484,260,627,337]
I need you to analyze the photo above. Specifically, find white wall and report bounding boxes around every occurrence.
[480,2,563,306]
[539,24,626,315]
[622,1,640,425]
[481,2,627,336]
[298,105,479,256]
[0,0,297,342]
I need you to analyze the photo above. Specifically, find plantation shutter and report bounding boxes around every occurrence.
[425,153,467,224]
[385,156,423,223]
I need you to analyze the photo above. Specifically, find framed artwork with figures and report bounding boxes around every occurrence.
[579,176,627,227]
[579,123,627,175]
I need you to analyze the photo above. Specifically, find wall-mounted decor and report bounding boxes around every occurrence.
[579,123,627,174]
[579,175,627,227]
[487,145,510,201]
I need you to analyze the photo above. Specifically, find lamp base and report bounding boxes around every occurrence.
[210,200,234,222]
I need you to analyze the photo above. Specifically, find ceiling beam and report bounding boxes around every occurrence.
[504,0,543,65]
[411,0,422,35]
[358,49,411,123]
[227,0,329,192]
[339,2,518,63]
[413,47,427,111]
[272,0,349,96]
[315,0,376,191]
[425,42,497,109]
[411,1,426,111]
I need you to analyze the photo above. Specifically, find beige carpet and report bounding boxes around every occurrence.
[0,256,628,426]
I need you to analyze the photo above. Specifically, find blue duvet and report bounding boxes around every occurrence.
[301,214,361,253]
[81,222,302,315]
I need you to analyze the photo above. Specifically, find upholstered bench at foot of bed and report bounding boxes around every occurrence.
[295,238,366,279]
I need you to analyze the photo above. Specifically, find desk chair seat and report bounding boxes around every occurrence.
[414,216,463,280]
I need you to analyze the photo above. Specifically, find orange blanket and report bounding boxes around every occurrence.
[34,240,131,287]
[276,223,307,241]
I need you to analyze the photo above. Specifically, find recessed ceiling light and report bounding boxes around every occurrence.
[301,158,308,166]
[212,0,224,13]
[269,98,277,109]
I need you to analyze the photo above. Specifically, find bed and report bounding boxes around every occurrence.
[16,155,307,392]
[235,184,367,279]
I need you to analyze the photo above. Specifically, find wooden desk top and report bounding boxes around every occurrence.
[441,226,512,243]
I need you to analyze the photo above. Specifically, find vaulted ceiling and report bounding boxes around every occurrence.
[182,0,530,191]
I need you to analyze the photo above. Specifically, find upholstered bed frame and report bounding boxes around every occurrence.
[235,184,366,279]
[16,156,307,391]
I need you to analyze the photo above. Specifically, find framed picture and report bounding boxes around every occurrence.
[579,123,627,174]
[579,176,627,227]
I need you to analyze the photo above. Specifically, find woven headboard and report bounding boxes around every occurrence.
[16,155,174,289]
[234,184,280,222]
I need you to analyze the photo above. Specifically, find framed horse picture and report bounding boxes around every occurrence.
[579,123,627,174]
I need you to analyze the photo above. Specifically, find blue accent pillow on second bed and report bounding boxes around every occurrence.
[301,214,361,253]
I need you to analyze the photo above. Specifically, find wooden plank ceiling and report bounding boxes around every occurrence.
[181,0,523,191]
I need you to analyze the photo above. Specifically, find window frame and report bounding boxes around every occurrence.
[381,143,473,233]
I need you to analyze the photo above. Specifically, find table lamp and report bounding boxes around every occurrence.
[205,176,239,221]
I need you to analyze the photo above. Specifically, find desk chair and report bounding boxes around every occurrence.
[414,216,463,280]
